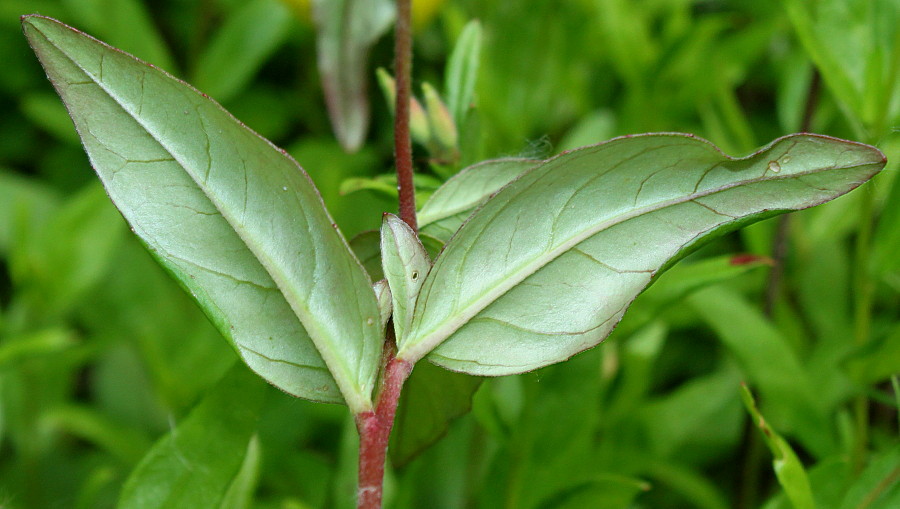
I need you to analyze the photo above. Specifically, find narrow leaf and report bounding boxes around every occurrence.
[381,213,431,341]
[118,365,267,509]
[192,0,292,103]
[397,133,885,373]
[741,386,815,509]
[418,158,540,242]
[312,0,395,151]
[444,20,482,127]
[24,15,382,411]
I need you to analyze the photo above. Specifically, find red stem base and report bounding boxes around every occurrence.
[355,357,413,509]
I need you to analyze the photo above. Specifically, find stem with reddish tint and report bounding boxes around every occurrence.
[356,354,413,509]
[393,0,417,232]
[356,2,417,506]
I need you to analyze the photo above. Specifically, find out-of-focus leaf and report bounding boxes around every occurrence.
[418,158,539,242]
[444,20,482,128]
[340,173,442,202]
[741,386,815,509]
[60,0,176,71]
[381,214,431,341]
[390,361,481,467]
[10,184,124,316]
[19,91,79,143]
[0,328,75,368]
[784,0,900,134]
[535,475,649,509]
[312,0,395,151]
[118,365,267,509]
[688,286,833,457]
[618,253,771,335]
[847,324,900,385]
[397,134,885,374]
[219,435,262,509]
[0,171,59,255]
[43,405,153,464]
[350,230,383,281]
[192,0,292,103]
[24,16,382,411]
[640,363,743,463]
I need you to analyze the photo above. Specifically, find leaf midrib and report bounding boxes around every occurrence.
[37,24,367,409]
[400,159,872,362]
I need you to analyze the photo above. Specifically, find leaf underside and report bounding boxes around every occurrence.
[399,133,885,375]
[23,15,382,411]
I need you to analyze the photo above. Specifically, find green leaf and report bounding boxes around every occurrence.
[23,15,382,412]
[350,230,384,281]
[397,133,885,373]
[381,214,431,341]
[741,386,815,509]
[312,0,394,151]
[60,0,176,71]
[191,0,292,103]
[838,445,900,509]
[688,285,833,457]
[535,475,650,509]
[389,361,481,467]
[444,20,482,127]
[418,158,540,242]
[118,365,267,509]
[784,0,900,135]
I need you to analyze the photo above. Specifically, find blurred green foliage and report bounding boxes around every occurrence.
[1,0,898,508]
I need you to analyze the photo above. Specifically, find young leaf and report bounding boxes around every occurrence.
[397,133,885,373]
[418,158,540,242]
[118,365,267,509]
[312,0,395,151]
[23,15,382,412]
[741,386,815,509]
[444,20,482,127]
[381,213,431,341]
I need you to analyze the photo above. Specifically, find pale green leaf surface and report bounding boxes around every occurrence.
[312,0,394,151]
[418,157,539,241]
[192,0,292,103]
[381,214,431,341]
[398,133,885,373]
[118,365,267,509]
[373,279,392,333]
[23,15,382,411]
[444,20,482,127]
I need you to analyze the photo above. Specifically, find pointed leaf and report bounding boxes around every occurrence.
[397,133,885,373]
[444,20,482,127]
[24,15,382,411]
[118,365,266,509]
[381,213,431,341]
[741,386,815,509]
[312,0,395,151]
[418,158,540,242]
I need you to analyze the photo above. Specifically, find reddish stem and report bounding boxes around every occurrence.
[393,0,417,231]
[356,354,413,509]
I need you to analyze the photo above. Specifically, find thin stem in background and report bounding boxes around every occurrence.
[763,70,821,316]
[851,187,875,473]
[394,0,417,231]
